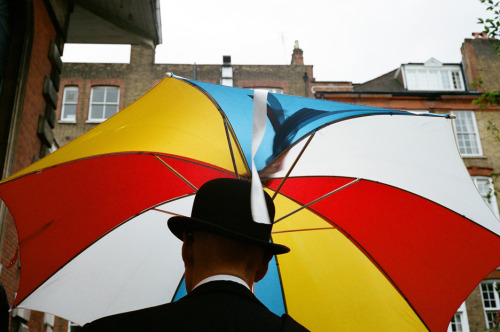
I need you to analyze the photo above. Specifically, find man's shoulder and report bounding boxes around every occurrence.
[81,282,310,332]
[280,314,310,332]
[81,303,173,331]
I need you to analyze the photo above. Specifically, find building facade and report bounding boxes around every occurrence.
[315,34,500,332]
[52,34,500,332]
[54,43,314,146]
[0,1,161,331]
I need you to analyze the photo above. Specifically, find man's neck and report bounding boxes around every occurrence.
[192,274,252,291]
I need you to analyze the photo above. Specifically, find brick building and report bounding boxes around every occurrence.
[0,1,161,331]
[315,34,500,332]
[54,42,315,146]
[50,34,500,331]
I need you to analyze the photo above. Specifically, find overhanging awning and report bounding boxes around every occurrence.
[67,0,162,46]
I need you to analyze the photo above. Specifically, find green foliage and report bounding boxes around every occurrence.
[476,8,500,329]
[487,120,500,142]
[475,1,500,108]
[478,0,500,54]
[472,76,500,108]
[472,90,500,107]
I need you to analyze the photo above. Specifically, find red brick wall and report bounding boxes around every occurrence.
[322,93,488,112]
[238,80,288,93]
[462,38,500,92]
[1,1,68,331]
[14,0,55,173]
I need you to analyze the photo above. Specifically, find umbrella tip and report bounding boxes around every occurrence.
[166,72,173,78]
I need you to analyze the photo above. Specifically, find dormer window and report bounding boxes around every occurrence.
[402,58,465,91]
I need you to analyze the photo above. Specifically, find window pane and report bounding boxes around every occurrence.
[452,72,463,90]
[104,105,118,119]
[475,178,492,198]
[428,70,439,89]
[406,70,417,89]
[450,313,463,332]
[473,177,499,217]
[105,87,119,103]
[441,71,451,90]
[89,86,120,121]
[62,105,76,121]
[456,134,479,155]
[65,88,78,103]
[61,87,79,122]
[405,66,464,91]
[481,283,498,308]
[90,105,104,120]
[92,87,106,102]
[416,69,426,89]
[452,111,481,156]
[486,311,499,329]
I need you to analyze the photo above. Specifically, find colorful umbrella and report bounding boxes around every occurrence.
[0,75,499,331]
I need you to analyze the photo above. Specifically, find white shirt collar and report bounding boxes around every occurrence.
[193,274,251,291]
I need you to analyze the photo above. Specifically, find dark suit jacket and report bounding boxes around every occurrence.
[81,280,308,331]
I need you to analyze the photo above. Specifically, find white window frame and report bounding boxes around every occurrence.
[480,280,500,329]
[447,302,470,332]
[472,176,500,218]
[451,111,483,157]
[87,86,120,123]
[403,60,465,91]
[60,86,79,123]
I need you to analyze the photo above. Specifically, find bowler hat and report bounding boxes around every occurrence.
[168,178,290,255]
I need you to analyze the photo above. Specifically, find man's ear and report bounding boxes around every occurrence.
[254,252,273,282]
[182,232,194,265]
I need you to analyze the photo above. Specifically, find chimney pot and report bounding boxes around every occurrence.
[291,41,304,65]
[472,32,489,39]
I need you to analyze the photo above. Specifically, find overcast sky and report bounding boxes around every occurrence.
[61,0,491,83]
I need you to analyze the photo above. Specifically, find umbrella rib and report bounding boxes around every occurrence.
[154,155,198,191]
[223,118,240,179]
[152,208,186,217]
[271,132,315,200]
[274,178,360,223]
[272,226,334,234]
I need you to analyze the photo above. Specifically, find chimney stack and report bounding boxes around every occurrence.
[472,32,489,39]
[291,40,304,65]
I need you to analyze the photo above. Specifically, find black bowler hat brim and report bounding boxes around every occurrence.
[168,215,290,255]
[167,178,290,255]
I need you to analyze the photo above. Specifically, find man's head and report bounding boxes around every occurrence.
[168,178,290,255]
[180,231,272,292]
[167,178,290,291]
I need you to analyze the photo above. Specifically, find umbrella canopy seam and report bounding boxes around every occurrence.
[154,155,198,191]
[177,76,251,176]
